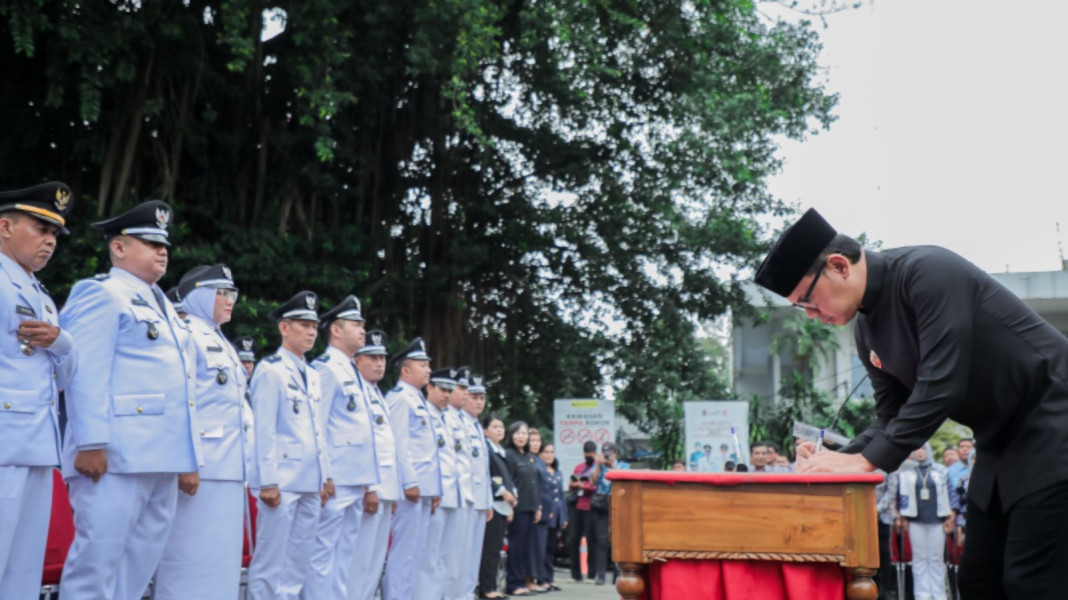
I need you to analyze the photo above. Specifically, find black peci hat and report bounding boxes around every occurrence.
[754,208,837,297]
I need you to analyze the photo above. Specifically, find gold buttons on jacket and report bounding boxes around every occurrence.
[136,406,144,413]
[3,403,10,410]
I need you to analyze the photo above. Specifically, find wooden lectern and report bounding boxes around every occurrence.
[607,471,884,600]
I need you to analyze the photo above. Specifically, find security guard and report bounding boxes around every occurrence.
[155,264,249,600]
[304,295,381,599]
[383,338,441,600]
[462,374,494,600]
[60,200,202,600]
[234,335,257,379]
[443,367,477,600]
[759,209,1068,598]
[0,182,77,598]
[416,367,462,599]
[247,291,334,600]
[348,330,412,600]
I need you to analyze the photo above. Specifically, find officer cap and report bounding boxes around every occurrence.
[318,294,364,330]
[390,337,430,369]
[91,200,173,246]
[357,329,389,357]
[268,290,320,322]
[430,367,458,389]
[177,264,237,299]
[454,366,471,388]
[0,181,74,234]
[754,208,837,297]
[234,336,256,362]
[165,287,184,312]
[468,373,486,395]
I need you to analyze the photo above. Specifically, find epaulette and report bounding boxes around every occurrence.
[93,273,111,281]
[264,354,282,364]
[315,353,330,363]
[390,386,402,393]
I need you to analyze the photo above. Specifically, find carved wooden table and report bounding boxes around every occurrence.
[607,470,884,600]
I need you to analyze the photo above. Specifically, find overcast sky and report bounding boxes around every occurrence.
[765,0,1068,273]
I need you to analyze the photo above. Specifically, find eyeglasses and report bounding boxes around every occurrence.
[792,265,824,311]
[216,288,240,302]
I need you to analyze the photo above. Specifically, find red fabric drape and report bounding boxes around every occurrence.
[643,560,845,600]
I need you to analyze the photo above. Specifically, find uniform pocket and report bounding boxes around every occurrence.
[0,389,41,414]
[280,442,303,461]
[112,394,166,416]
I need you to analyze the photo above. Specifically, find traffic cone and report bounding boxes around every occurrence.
[580,536,588,576]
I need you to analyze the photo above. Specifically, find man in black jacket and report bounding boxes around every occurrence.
[754,209,1068,599]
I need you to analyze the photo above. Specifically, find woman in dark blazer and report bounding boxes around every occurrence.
[504,421,541,596]
[537,442,566,591]
[479,415,516,599]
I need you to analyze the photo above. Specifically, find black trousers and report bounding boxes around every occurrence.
[479,510,507,594]
[876,522,897,599]
[533,521,549,583]
[592,508,611,580]
[506,511,536,592]
[958,480,1068,599]
[568,505,597,581]
[542,525,559,583]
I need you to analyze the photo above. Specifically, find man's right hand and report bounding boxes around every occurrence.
[260,487,282,508]
[796,440,817,460]
[404,486,420,503]
[74,449,108,482]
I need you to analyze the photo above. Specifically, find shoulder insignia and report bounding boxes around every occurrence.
[264,354,282,364]
[315,354,330,363]
[390,386,401,393]
[93,273,111,281]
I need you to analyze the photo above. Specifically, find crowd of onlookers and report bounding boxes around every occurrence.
[479,420,627,597]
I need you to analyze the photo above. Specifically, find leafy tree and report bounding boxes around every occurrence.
[1,0,836,428]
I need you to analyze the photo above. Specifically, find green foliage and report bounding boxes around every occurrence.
[1,0,836,429]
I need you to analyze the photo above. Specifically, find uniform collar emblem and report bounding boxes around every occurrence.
[55,187,71,211]
[155,208,171,229]
[869,350,883,370]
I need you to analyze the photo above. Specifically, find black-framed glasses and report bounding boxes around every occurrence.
[792,265,824,311]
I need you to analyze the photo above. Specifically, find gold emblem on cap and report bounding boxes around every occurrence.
[55,188,71,211]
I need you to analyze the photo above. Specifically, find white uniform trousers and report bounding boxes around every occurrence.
[155,479,245,600]
[443,504,473,600]
[383,497,432,600]
[61,472,178,600]
[908,521,948,600]
[0,466,53,599]
[304,484,365,599]
[346,499,393,600]
[248,490,322,600]
[415,504,450,599]
[463,508,488,600]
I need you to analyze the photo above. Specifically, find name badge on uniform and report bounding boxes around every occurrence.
[131,298,150,307]
[207,345,223,353]
[15,305,35,317]
[288,383,300,391]
[920,487,930,501]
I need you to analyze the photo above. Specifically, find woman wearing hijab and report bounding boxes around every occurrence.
[892,442,954,600]
[155,264,254,600]
[479,414,516,599]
